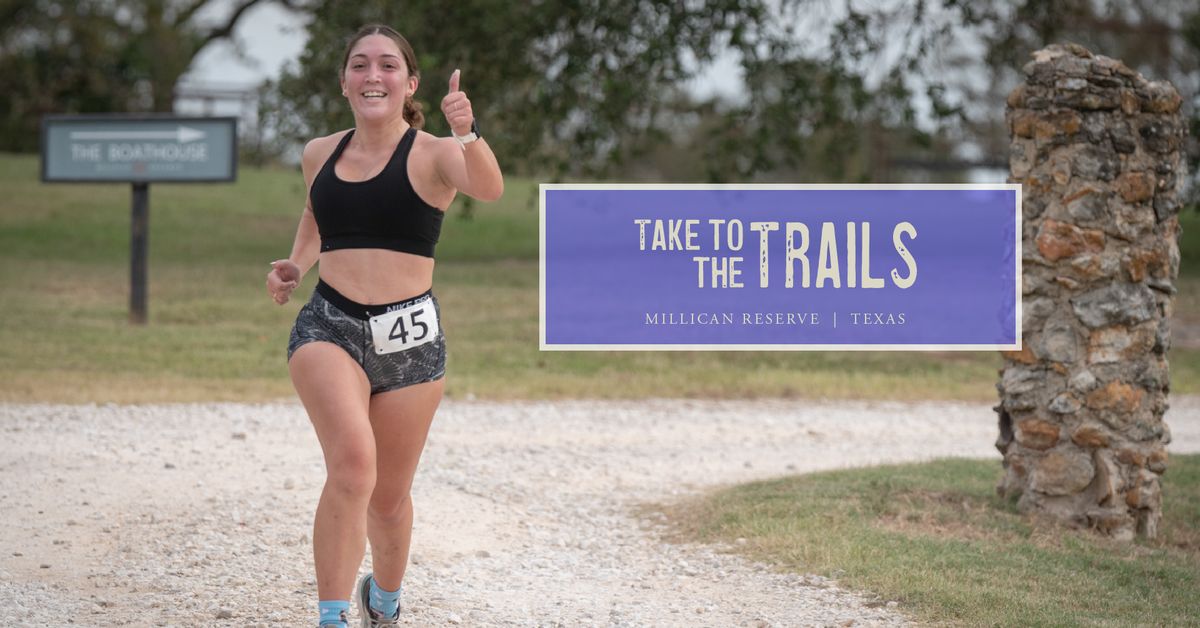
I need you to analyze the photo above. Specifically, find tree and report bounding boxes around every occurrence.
[957,0,1198,196]
[256,1,993,183]
[268,1,1194,188]
[259,0,782,180]
[0,0,301,152]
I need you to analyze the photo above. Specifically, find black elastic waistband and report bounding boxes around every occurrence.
[315,278,433,320]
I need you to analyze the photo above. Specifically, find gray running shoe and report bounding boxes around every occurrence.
[356,572,400,627]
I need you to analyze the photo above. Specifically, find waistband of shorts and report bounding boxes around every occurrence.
[315,278,434,320]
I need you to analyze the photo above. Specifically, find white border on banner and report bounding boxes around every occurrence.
[539,183,1022,352]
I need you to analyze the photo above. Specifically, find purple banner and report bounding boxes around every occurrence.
[541,185,1020,350]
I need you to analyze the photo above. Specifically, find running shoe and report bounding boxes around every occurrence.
[356,572,400,627]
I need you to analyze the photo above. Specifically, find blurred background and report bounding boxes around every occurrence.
[1,0,1198,403]
[5,0,1199,183]
[5,6,1200,622]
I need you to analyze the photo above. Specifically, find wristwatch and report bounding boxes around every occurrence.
[454,119,481,148]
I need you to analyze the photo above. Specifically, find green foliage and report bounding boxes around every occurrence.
[259,1,776,180]
[260,1,1003,182]
[2,2,1196,184]
[264,0,1199,184]
[6,1,1194,184]
[0,0,296,151]
[956,0,1200,194]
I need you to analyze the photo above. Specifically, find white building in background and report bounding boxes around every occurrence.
[173,81,259,120]
[173,0,307,145]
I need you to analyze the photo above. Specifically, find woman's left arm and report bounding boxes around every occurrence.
[438,69,504,201]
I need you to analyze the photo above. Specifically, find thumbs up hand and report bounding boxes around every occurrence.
[441,69,474,137]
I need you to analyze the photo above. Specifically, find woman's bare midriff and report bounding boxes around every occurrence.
[318,248,435,304]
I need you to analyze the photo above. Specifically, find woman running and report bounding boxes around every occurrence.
[265,24,503,627]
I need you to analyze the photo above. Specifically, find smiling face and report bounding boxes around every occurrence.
[339,33,419,125]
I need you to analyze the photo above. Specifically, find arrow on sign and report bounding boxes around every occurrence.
[69,126,207,143]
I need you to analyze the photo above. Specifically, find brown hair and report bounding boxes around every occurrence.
[340,24,424,129]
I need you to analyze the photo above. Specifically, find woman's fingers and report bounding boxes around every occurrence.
[441,69,473,136]
[271,259,300,282]
[266,267,298,305]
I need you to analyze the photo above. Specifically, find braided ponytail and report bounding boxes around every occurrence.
[403,95,425,129]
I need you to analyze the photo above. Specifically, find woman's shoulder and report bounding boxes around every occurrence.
[301,130,353,173]
[412,128,456,153]
[304,130,352,156]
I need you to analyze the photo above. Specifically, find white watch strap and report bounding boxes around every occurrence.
[454,131,479,147]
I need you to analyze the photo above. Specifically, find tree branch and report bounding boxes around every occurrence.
[172,0,209,29]
[197,0,269,48]
[174,0,306,30]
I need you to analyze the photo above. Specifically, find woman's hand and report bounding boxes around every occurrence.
[441,69,473,136]
[266,259,301,305]
[435,68,504,202]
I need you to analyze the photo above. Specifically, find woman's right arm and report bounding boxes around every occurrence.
[267,138,325,305]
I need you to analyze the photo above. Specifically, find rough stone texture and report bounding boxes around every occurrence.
[1071,283,1157,328]
[997,44,1186,540]
[1029,448,1095,496]
[1015,418,1061,450]
[1036,219,1106,262]
[1071,424,1111,449]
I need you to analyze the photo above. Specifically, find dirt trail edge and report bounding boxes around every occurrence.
[2,397,1197,627]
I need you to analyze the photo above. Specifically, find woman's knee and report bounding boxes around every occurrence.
[325,444,377,499]
[368,491,413,526]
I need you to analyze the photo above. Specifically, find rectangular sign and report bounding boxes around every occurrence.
[41,115,237,183]
[541,184,1021,350]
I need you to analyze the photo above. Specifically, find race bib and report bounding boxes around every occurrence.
[368,297,440,355]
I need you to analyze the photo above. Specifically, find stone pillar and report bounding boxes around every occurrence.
[996,44,1186,540]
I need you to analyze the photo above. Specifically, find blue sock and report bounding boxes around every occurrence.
[369,576,402,617]
[318,600,350,626]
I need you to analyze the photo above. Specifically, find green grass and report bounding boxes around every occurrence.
[655,454,1200,626]
[1,151,1197,402]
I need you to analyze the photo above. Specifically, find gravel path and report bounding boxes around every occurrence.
[2,397,1197,627]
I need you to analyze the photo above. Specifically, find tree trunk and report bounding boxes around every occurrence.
[144,0,193,113]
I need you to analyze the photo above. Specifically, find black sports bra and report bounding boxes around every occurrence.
[310,128,444,258]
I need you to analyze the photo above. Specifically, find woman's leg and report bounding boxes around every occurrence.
[365,378,445,590]
[289,341,375,602]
